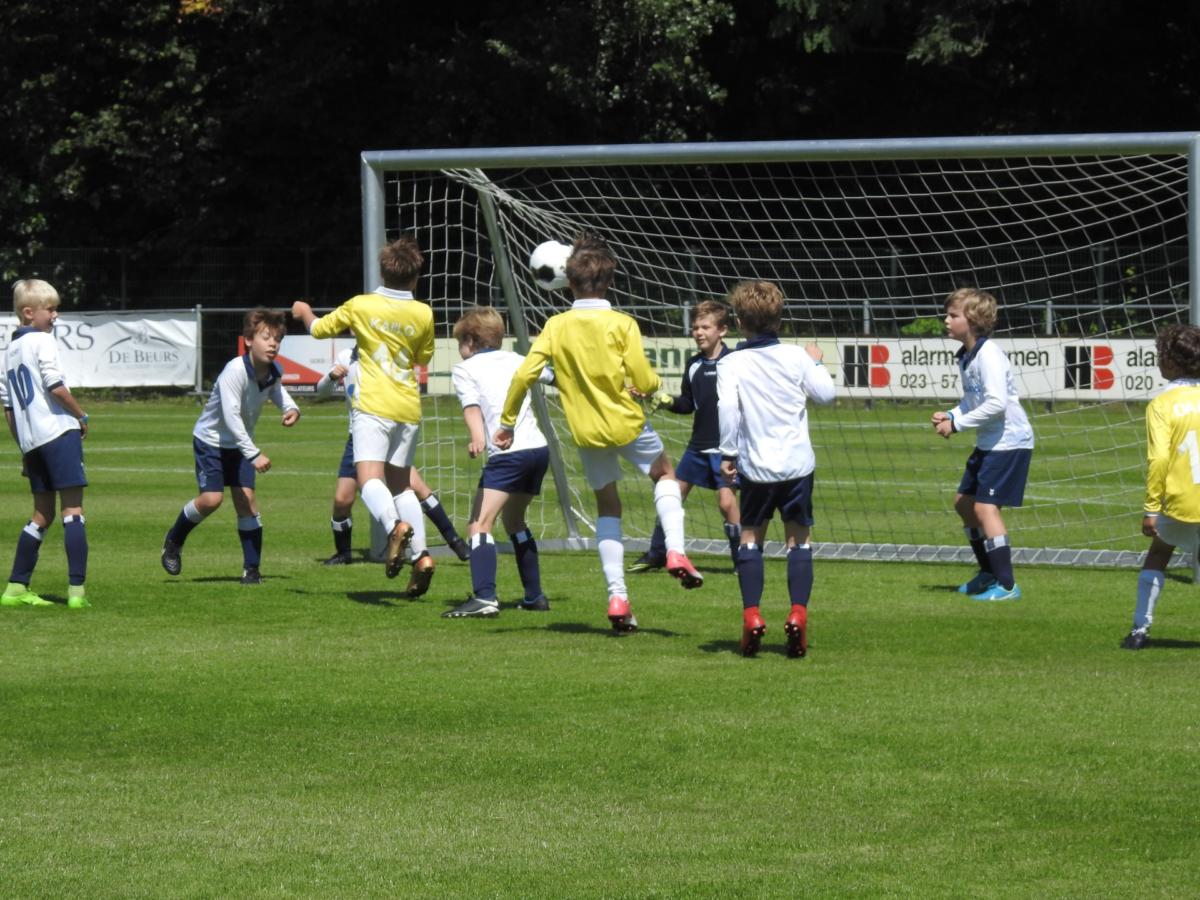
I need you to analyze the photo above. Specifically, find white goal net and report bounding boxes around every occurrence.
[362,135,1199,566]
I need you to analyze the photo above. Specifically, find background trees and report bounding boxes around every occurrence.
[1,0,1197,263]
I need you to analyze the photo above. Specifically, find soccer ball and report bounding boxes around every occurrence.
[528,240,572,291]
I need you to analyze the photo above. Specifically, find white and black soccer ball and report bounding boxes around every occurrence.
[528,240,572,291]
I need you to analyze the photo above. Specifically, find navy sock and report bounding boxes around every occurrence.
[787,544,813,607]
[238,515,263,569]
[421,495,462,546]
[331,517,352,555]
[985,535,1015,589]
[168,501,204,546]
[63,515,88,586]
[724,521,741,565]
[9,521,46,585]
[470,533,498,600]
[510,529,543,601]
[965,526,991,573]
[648,519,667,559]
[735,543,764,610]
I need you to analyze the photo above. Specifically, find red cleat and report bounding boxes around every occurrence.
[740,607,766,657]
[785,605,808,658]
[666,550,703,590]
[607,595,638,633]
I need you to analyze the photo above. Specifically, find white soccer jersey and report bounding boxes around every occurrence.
[193,354,299,460]
[951,338,1035,451]
[452,349,549,455]
[717,339,836,483]
[1,328,82,454]
[315,347,359,431]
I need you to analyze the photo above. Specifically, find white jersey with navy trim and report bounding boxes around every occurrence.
[193,354,299,460]
[315,347,359,431]
[452,349,549,456]
[717,337,836,483]
[951,338,1034,451]
[1,327,81,454]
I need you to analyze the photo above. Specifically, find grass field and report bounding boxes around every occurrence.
[2,398,1199,898]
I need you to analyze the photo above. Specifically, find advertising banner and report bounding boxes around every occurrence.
[0,313,198,388]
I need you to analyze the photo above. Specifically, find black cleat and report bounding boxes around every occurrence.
[448,536,471,562]
[161,537,182,576]
[442,594,500,618]
[322,551,353,566]
[1121,630,1149,650]
[627,552,665,573]
[519,594,551,612]
[240,567,262,585]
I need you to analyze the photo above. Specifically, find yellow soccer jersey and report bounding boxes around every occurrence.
[310,289,434,425]
[501,300,661,449]
[1144,379,1200,522]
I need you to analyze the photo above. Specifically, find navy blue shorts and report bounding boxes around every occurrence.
[194,438,256,492]
[957,447,1031,507]
[739,472,814,527]
[25,429,87,493]
[480,447,549,495]
[675,447,737,490]
[336,435,356,480]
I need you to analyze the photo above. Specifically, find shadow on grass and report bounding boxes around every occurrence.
[1139,637,1200,650]
[346,591,405,606]
[546,621,681,638]
[922,583,966,593]
[190,575,292,584]
[698,638,803,658]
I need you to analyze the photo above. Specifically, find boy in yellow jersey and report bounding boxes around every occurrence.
[493,233,702,633]
[292,235,435,590]
[1122,323,1200,650]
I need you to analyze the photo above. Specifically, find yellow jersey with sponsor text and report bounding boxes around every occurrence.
[1144,379,1200,522]
[310,289,433,425]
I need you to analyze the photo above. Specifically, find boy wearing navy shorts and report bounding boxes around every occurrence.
[1,279,91,609]
[931,288,1034,601]
[161,308,300,584]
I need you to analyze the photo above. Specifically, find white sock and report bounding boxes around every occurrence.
[360,479,398,531]
[596,516,626,597]
[653,479,685,554]
[395,490,426,556]
[183,499,206,523]
[1133,569,1164,632]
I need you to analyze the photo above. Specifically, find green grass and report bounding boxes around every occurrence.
[2,399,1198,898]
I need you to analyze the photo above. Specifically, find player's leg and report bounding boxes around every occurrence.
[59,485,89,608]
[3,487,55,607]
[778,475,816,659]
[631,433,701,589]
[410,466,469,561]
[326,436,357,565]
[444,485,507,618]
[953,448,996,593]
[966,449,1030,601]
[163,439,225,576]
[384,422,430,592]
[231,484,263,584]
[717,483,742,566]
[502,494,547,610]
[595,479,637,632]
[734,480,770,657]
[1125,535,1175,649]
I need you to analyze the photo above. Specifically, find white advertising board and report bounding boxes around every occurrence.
[0,313,199,388]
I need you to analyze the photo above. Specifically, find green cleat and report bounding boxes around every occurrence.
[67,586,91,609]
[2,583,53,608]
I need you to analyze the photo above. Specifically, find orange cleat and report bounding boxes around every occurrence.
[785,604,808,658]
[740,607,766,657]
[607,595,638,633]
[666,550,703,590]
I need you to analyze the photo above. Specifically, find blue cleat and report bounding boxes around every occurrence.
[957,571,997,594]
[970,582,1021,602]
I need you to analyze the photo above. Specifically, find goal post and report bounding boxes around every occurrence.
[359,133,1200,567]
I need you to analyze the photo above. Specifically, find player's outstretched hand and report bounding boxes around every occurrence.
[1142,515,1159,538]
[281,409,300,427]
[254,454,272,473]
[290,300,312,319]
[492,427,514,450]
[329,364,348,381]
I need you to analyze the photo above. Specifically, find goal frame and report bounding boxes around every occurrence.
[359,133,1200,567]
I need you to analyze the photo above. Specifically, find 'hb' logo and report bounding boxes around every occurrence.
[1064,345,1114,390]
[842,345,890,388]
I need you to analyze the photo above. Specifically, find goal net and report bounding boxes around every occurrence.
[362,135,1198,566]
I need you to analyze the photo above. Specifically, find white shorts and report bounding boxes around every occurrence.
[577,425,665,490]
[1153,514,1200,556]
[351,409,419,467]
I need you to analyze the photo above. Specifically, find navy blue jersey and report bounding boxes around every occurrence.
[667,344,729,452]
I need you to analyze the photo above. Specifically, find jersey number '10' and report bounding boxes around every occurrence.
[5,365,35,410]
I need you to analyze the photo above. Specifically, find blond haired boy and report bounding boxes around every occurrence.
[1,279,91,608]
[931,288,1034,601]
[494,233,702,633]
